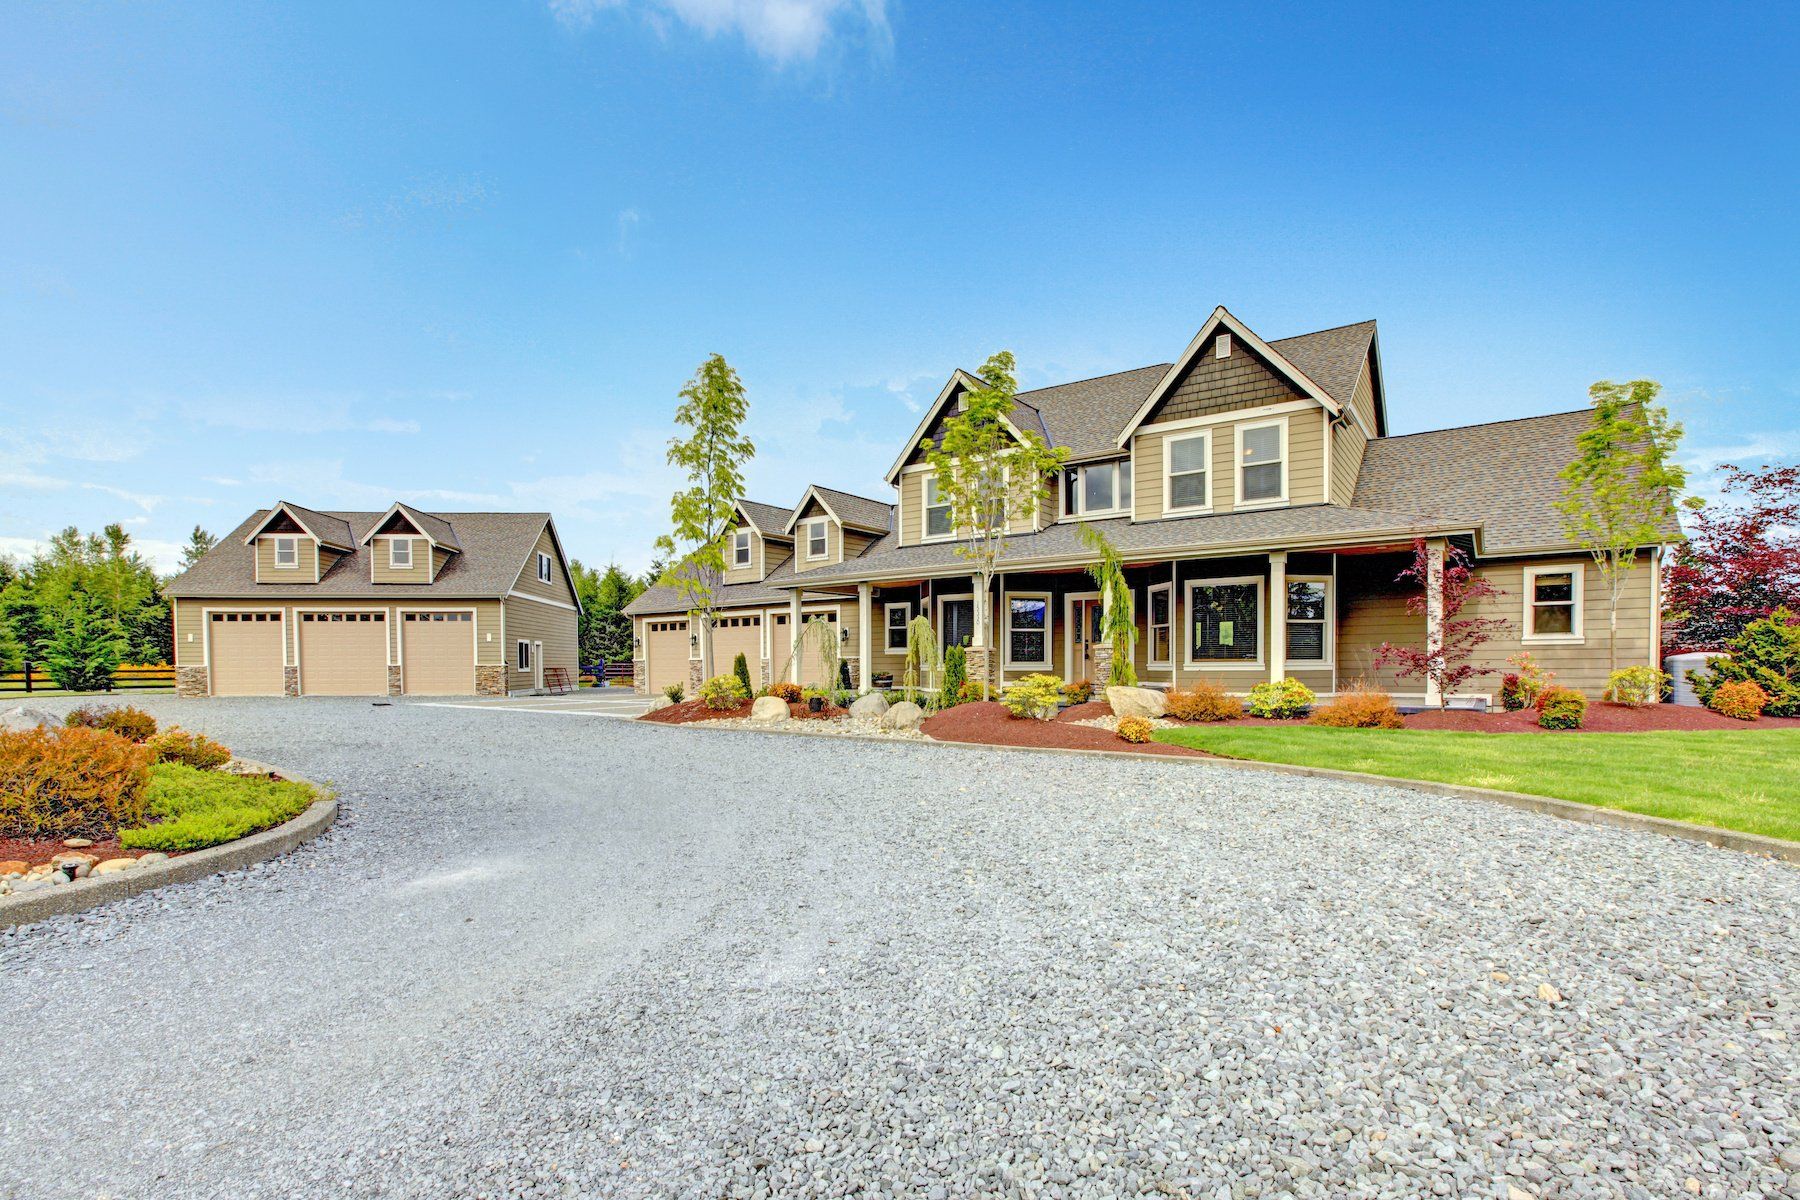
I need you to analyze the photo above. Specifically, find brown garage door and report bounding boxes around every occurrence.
[711,613,762,684]
[208,612,284,696]
[401,611,475,695]
[769,610,838,687]
[298,612,389,696]
[645,618,690,695]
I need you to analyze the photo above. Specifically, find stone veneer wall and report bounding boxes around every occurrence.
[475,665,506,696]
[282,667,299,698]
[387,666,403,696]
[176,665,209,698]
[633,657,648,695]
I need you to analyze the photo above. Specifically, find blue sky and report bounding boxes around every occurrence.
[2,1,1796,573]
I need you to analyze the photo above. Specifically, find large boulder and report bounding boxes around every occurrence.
[749,695,790,724]
[644,696,674,714]
[882,700,925,732]
[1105,686,1167,720]
[848,693,890,721]
[0,706,57,732]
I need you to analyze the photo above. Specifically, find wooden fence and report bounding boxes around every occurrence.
[0,663,176,695]
[578,662,636,688]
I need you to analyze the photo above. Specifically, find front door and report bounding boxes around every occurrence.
[1072,598,1104,681]
[940,598,974,653]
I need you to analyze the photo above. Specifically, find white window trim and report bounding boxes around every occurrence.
[920,477,955,544]
[883,601,912,653]
[1162,431,1213,515]
[1060,591,1102,683]
[1061,460,1133,521]
[537,552,553,583]
[1184,576,1265,670]
[389,539,413,569]
[1002,591,1053,670]
[516,639,533,671]
[1283,575,1334,668]
[272,536,299,569]
[1523,563,1585,643]
[805,519,830,561]
[732,528,753,568]
[1234,417,1288,511]
[1146,582,1173,668]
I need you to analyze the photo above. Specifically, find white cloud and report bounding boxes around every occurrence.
[0,469,70,491]
[550,0,889,64]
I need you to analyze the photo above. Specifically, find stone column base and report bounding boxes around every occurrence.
[475,665,506,696]
[1092,642,1114,688]
[759,658,773,691]
[283,666,300,697]
[387,665,403,696]
[633,658,648,695]
[176,665,209,698]
[688,660,704,691]
[964,646,993,695]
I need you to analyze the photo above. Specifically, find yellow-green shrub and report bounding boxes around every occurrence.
[1603,666,1667,708]
[0,726,152,839]
[1247,678,1315,719]
[1708,679,1769,721]
[697,673,748,711]
[1116,716,1154,743]
[1536,686,1588,730]
[1002,673,1064,720]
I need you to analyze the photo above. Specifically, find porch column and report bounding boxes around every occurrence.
[971,573,992,696]
[1424,538,1446,706]
[788,589,804,684]
[856,583,873,693]
[1268,551,1288,684]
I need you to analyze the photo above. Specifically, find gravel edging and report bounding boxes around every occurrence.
[0,759,336,929]
[635,717,1800,863]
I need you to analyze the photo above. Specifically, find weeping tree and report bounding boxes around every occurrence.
[901,614,938,703]
[1080,522,1138,686]
[793,615,840,694]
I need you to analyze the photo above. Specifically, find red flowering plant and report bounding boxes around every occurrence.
[1375,540,1510,709]
[1664,463,1800,652]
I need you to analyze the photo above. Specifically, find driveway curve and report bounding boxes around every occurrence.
[2,697,1795,1199]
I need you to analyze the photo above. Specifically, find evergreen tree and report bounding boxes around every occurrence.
[180,525,219,569]
[42,592,128,692]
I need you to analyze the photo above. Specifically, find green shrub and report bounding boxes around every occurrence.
[0,726,152,839]
[1001,673,1064,720]
[662,682,684,704]
[146,728,232,770]
[941,644,967,705]
[1707,679,1769,721]
[1247,678,1314,719]
[1116,716,1153,743]
[732,652,753,697]
[698,673,748,712]
[1310,686,1404,729]
[1062,679,1094,705]
[1536,686,1588,730]
[1603,666,1667,708]
[1165,683,1243,722]
[1691,609,1800,718]
[121,764,318,852]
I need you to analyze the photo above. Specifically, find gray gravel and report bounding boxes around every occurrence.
[2,696,1797,1200]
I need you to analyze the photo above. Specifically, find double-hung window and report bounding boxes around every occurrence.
[1147,583,1172,665]
[389,539,412,569]
[1524,566,1581,640]
[1237,420,1286,505]
[273,536,298,568]
[923,478,953,539]
[1285,579,1330,663]
[1165,433,1210,512]
[1064,460,1133,517]
[1006,594,1050,666]
[884,602,911,652]
[732,529,752,568]
[1189,580,1260,663]
[806,519,828,560]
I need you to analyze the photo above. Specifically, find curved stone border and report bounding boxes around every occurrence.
[0,760,337,929]
[635,718,1799,865]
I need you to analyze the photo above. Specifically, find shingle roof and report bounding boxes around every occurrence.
[737,500,794,537]
[253,501,355,551]
[391,501,463,551]
[1353,407,1684,555]
[169,509,553,598]
[625,555,827,616]
[808,486,893,532]
[1270,321,1378,415]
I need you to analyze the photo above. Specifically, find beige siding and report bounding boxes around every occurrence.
[509,524,576,605]
[899,473,925,546]
[843,528,878,562]
[173,598,203,666]
[1347,355,1379,435]
[791,504,842,574]
[867,587,924,685]
[1330,410,1368,507]
[371,537,431,584]
[429,546,452,581]
[1132,408,1326,520]
[254,535,317,582]
[723,526,767,585]
[319,546,349,579]
[504,594,579,691]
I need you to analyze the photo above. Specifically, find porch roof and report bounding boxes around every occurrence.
[771,503,1473,588]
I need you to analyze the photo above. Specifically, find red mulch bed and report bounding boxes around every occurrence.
[640,697,847,725]
[1402,703,1800,733]
[0,836,173,871]
[921,701,1207,756]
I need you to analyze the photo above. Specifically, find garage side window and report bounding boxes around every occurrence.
[516,640,532,670]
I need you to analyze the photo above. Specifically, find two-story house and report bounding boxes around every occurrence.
[625,307,1679,703]
[165,501,579,697]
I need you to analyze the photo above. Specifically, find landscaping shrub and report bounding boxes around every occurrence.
[767,681,802,703]
[1001,673,1064,721]
[1062,678,1094,705]
[941,644,967,705]
[1707,679,1769,721]
[1603,666,1668,708]
[1535,686,1588,730]
[662,683,684,704]
[957,679,984,704]
[1309,686,1404,729]
[1115,716,1153,744]
[0,726,152,839]
[1247,678,1315,719]
[146,728,232,770]
[1690,608,1800,717]
[732,652,753,697]
[1498,674,1529,712]
[122,764,317,852]
[1506,652,1555,708]
[65,704,158,742]
[1165,683,1243,723]
[698,673,748,712]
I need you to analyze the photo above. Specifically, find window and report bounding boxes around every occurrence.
[1189,580,1260,663]
[923,478,952,539]
[732,529,752,567]
[516,640,532,670]
[1064,460,1134,517]
[1237,420,1286,505]
[389,539,412,569]
[1285,579,1329,662]
[1006,594,1049,666]
[1164,433,1210,512]
[1147,583,1172,665]
[537,553,552,583]
[273,536,298,568]
[885,602,911,652]
[806,519,829,560]
[1525,566,1582,640]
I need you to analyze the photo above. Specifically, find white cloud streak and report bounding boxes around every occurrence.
[550,0,889,64]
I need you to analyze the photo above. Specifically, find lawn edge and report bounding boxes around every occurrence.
[0,759,337,929]
[631,716,1800,864]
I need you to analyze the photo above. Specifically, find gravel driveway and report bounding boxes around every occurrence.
[2,697,1796,1200]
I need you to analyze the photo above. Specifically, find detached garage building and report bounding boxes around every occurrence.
[166,501,580,698]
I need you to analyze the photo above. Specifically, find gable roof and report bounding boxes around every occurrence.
[881,369,1043,484]
[625,553,811,617]
[784,484,892,534]
[241,501,355,552]
[358,501,463,552]
[172,509,556,598]
[1271,320,1382,435]
[735,499,794,538]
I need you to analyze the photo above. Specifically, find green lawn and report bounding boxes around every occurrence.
[1151,726,1800,843]
[121,763,320,852]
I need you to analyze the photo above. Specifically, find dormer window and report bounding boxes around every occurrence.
[806,519,828,560]
[273,537,298,568]
[1063,461,1133,518]
[732,529,752,567]
[389,539,412,569]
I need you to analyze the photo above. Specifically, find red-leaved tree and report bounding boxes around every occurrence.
[1664,463,1800,651]
[1375,540,1510,707]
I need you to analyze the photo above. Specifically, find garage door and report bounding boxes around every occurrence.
[401,612,475,695]
[712,614,762,683]
[298,612,389,696]
[208,612,284,696]
[770,610,838,687]
[645,618,690,695]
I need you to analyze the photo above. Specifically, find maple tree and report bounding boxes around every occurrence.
[1664,462,1800,651]
[1375,540,1510,707]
